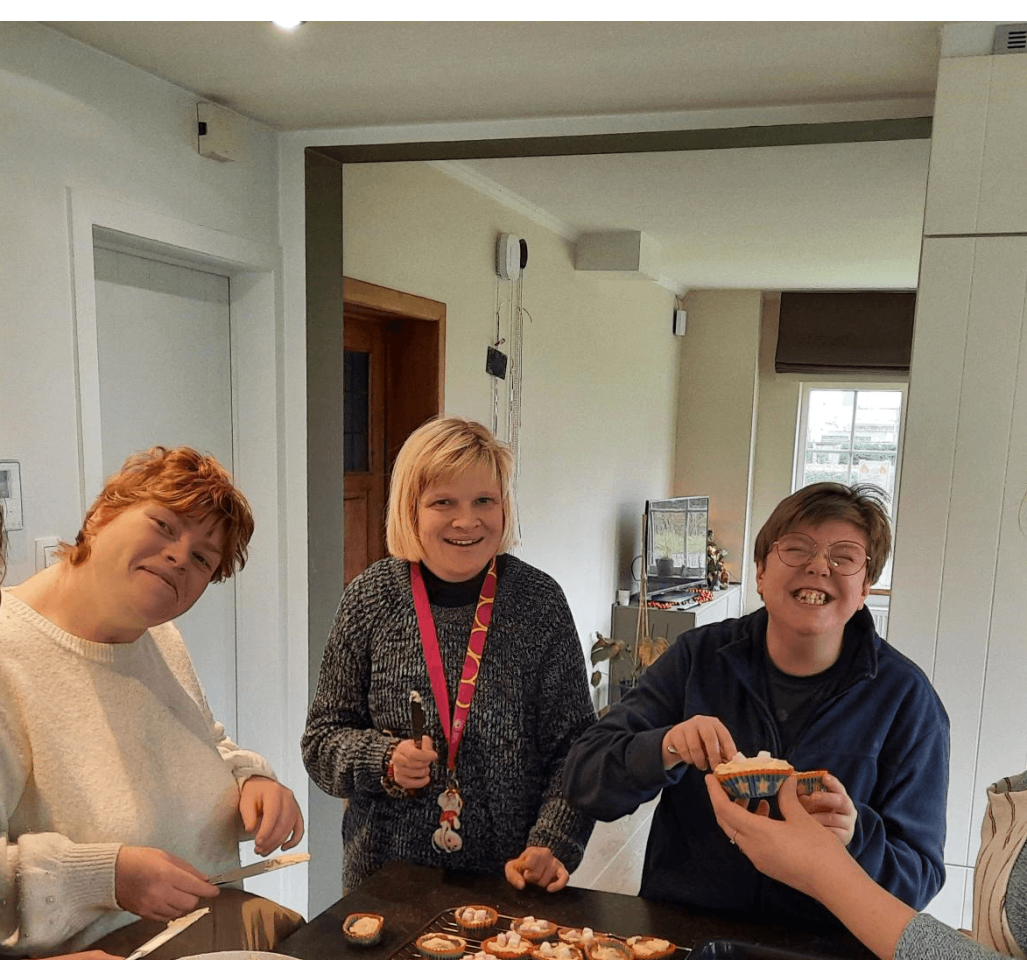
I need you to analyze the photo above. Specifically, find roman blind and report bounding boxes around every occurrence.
[776,292,916,375]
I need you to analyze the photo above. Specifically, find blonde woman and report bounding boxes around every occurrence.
[303,416,595,892]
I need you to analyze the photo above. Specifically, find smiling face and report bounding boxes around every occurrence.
[87,500,225,633]
[416,465,504,582]
[756,518,871,665]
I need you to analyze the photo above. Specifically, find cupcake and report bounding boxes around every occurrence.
[586,939,633,960]
[455,905,499,931]
[533,943,582,960]
[793,769,829,795]
[714,750,794,800]
[625,937,674,960]
[558,928,597,947]
[417,934,468,959]
[342,913,384,946]
[483,931,534,960]
[510,917,558,942]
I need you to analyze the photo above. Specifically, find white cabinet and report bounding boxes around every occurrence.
[893,233,1027,919]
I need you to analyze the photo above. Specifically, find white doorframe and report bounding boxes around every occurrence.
[66,187,305,913]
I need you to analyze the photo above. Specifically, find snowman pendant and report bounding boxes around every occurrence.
[432,786,464,853]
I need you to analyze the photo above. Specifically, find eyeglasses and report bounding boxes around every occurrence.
[772,533,870,577]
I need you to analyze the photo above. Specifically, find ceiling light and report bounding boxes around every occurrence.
[271,20,305,29]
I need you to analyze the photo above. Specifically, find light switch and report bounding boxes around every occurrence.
[34,537,60,572]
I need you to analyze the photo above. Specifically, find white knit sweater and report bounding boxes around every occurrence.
[0,590,275,956]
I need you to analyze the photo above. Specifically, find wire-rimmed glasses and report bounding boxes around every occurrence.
[772,532,870,576]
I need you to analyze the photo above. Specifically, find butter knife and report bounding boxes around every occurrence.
[410,689,425,746]
[207,851,310,886]
[123,907,209,960]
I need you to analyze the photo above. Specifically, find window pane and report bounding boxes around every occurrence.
[806,390,855,452]
[803,450,852,486]
[344,349,370,473]
[855,453,897,501]
[796,386,903,591]
[853,391,902,452]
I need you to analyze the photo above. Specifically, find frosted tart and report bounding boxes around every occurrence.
[455,905,500,931]
[510,917,558,941]
[532,943,583,960]
[625,937,674,960]
[714,750,794,800]
[342,913,384,945]
[482,931,534,959]
[417,933,468,959]
[557,928,598,947]
[586,938,633,960]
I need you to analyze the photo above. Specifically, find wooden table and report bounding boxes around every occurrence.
[278,861,875,960]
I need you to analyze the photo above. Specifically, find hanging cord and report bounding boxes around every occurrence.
[508,270,525,489]
[634,511,651,681]
[491,276,502,436]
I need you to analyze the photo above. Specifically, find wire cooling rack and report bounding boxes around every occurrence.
[384,910,690,960]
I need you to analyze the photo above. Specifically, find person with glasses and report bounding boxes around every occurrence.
[563,482,949,930]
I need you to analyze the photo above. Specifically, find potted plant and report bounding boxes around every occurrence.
[590,630,669,710]
[590,509,669,712]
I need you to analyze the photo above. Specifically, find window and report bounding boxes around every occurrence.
[794,384,907,591]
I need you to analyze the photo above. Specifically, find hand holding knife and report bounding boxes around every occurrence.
[410,689,425,747]
[405,690,427,796]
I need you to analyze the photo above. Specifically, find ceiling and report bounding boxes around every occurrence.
[41,21,947,291]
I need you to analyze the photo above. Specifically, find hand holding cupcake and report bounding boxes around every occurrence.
[661,715,737,772]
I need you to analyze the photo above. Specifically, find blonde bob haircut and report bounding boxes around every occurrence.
[57,445,255,583]
[753,481,892,586]
[387,416,518,562]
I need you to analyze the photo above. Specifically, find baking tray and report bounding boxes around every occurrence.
[388,911,841,960]
[386,910,691,960]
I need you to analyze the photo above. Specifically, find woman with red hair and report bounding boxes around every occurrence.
[0,447,303,958]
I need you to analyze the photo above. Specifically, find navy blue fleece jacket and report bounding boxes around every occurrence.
[563,607,949,928]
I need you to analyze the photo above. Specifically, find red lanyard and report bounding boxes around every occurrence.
[410,557,498,775]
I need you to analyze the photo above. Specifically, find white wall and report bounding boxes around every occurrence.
[0,22,279,572]
[0,23,305,912]
[673,290,761,593]
[340,161,679,666]
[746,294,799,611]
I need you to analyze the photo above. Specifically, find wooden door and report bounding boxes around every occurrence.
[344,317,387,583]
[343,278,446,585]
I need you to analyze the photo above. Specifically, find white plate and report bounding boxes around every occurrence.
[178,952,294,960]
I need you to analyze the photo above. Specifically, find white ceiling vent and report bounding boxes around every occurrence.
[574,231,662,281]
[993,24,1027,54]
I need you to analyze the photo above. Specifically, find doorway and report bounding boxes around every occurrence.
[342,277,446,584]
[93,244,238,730]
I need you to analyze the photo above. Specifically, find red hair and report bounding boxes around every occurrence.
[58,446,254,582]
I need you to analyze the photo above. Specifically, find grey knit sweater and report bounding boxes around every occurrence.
[301,556,596,890]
